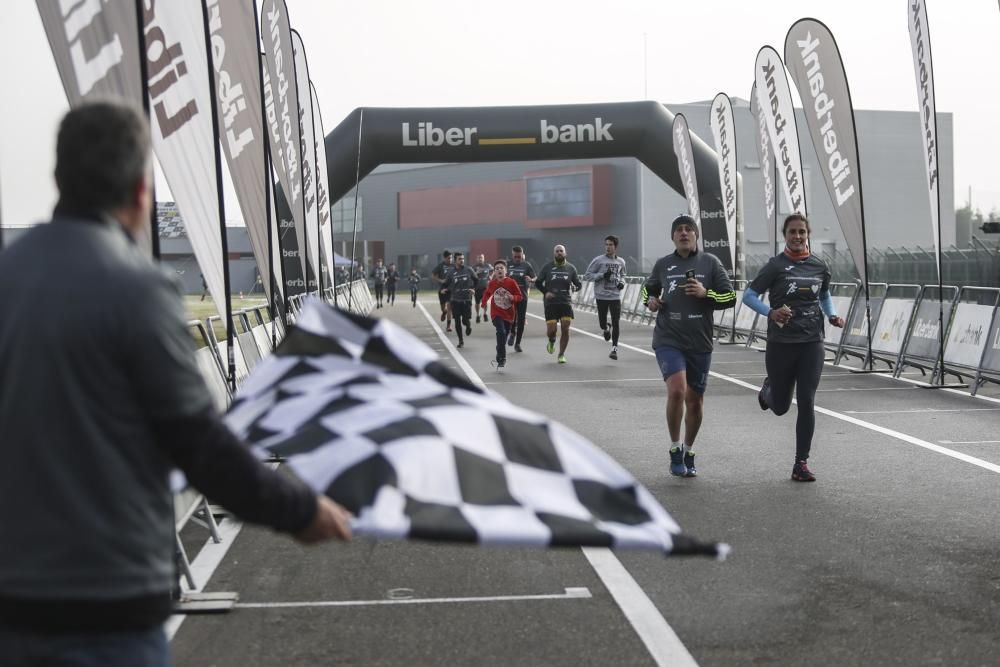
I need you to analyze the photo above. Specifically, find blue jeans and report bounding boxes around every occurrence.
[0,623,169,667]
[493,317,511,361]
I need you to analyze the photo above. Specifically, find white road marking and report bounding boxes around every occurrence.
[486,378,663,385]
[425,304,698,667]
[845,408,1000,414]
[815,387,918,393]
[526,310,1000,476]
[235,587,592,609]
[583,548,699,667]
[940,440,1000,445]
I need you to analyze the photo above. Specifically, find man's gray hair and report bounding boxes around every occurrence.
[55,100,151,214]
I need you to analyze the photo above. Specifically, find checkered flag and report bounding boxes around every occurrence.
[226,299,729,558]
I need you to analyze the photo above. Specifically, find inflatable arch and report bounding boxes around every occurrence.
[323,101,735,273]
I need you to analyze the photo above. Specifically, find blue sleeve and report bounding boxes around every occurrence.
[742,287,770,317]
[819,291,836,317]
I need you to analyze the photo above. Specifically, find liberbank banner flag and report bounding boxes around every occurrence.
[36,1,143,107]
[262,0,308,296]
[37,0,147,252]
[754,46,808,217]
[207,0,272,303]
[784,19,868,285]
[710,93,738,273]
[143,0,227,319]
[311,81,334,290]
[672,113,700,224]
[291,29,321,293]
[263,65,305,297]
[908,0,942,281]
[750,83,778,255]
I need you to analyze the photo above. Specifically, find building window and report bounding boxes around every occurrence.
[332,195,363,233]
[526,173,592,219]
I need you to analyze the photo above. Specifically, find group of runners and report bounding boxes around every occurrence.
[410,212,843,483]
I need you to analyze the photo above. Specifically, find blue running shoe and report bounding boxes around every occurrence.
[683,450,697,477]
[669,446,686,476]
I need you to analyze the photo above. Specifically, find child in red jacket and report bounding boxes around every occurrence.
[480,259,522,368]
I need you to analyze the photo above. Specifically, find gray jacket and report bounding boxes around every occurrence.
[584,254,627,301]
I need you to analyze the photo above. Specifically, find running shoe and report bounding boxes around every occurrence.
[609,346,618,360]
[758,378,770,411]
[440,311,446,322]
[476,315,481,323]
[465,323,472,336]
[791,460,816,482]
[514,344,523,353]
[683,451,697,477]
[447,326,453,332]
[558,354,567,364]
[669,446,686,477]
[507,332,515,346]
[497,357,506,368]
[603,324,611,342]
[457,340,464,348]
[546,339,555,354]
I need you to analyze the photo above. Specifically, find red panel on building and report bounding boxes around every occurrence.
[468,239,501,262]
[399,181,525,229]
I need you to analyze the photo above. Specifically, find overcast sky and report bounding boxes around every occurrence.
[2,1,998,226]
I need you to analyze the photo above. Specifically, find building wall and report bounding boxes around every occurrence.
[334,158,641,276]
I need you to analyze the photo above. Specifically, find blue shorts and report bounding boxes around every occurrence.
[654,345,712,394]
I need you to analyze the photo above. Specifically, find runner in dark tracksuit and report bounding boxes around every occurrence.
[385,264,400,305]
[471,256,493,324]
[370,261,388,309]
[407,270,421,307]
[536,244,582,364]
[507,246,536,353]
[642,215,736,478]
[431,251,455,330]
[742,213,844,482]
[442,252,477,347]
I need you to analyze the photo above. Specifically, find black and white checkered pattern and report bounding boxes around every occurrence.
[226,299,727,557]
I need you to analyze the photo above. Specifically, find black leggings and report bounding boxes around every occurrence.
[493,317,511,361]
[410,287,418,304]
[387,283,396,303]
[763,340,825,462]
[452,302,471,340]
[596,299,621,345]
[374,284,384,302]
[513,299,528,344]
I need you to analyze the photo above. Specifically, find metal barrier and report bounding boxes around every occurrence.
[975,294,1000,394]
[205,315,251,385]
[894,285,960,379]
[940,287,1000,392]
[836,282,889,368]
[176,321,232,591]
[865,284,921,371]
[824,282,860,357]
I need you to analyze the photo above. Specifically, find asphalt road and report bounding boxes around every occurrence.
[171,297,1000,666]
